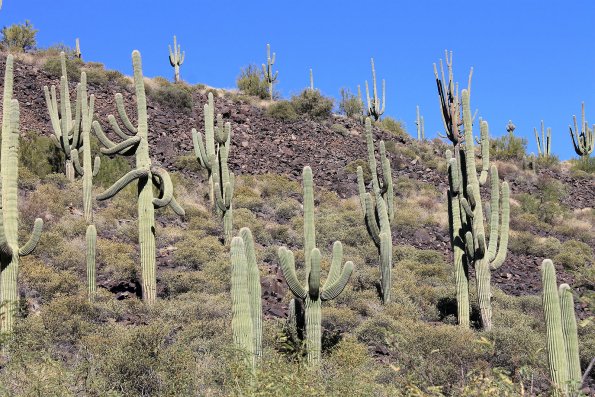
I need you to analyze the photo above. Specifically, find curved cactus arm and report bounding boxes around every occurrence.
[278,247,306,299]
[379,231,392,303]
[321,261,353,301]
[478,121,490,185]
[18,218,43,256]
[323,241,343,290]
[71,148,84,176]
[448,158,460,194]
[97,168,148,201]
[192,128,211,169]
[356,166,366,212]
[44,85,63,140]
[487,166,500,260]
[239,227,262,359]
[92,156,101,177]
[364,193,381,247]
[460,197,474,219]
[49,134,62,150]
[168,196,186,216]
[214,182,232,212]
[114,93,138,134]
[0,207,12,258]
[380,154,394,221]
[108,114,134,140]
[71,82,82,149]
[464,231,475,259]
[476,233,486,258]
[168,45,175,67]
[92,121,117,149]
[308,248,321,300]
[489,182,509,270]
[151,168,174,208]
[364,80,371,115]
[559,284,582,388]
[100,135,141,156]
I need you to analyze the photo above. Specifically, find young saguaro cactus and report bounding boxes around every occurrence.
[262,43,278,100]
[356,117,393,304]
[534,120,552,158]
[364,58,385,120]
[92,50,185,305]
[44,51,83,181]
[278,166,354,366]
[168,35,185,83]
[86,224,97,301]
[192,94,234,243]
[569,102,594,159]
[416,105,425,140]
[0,55,44,333]
[309,68,314,91]
[230,227,263,368]
[75,38,81,59]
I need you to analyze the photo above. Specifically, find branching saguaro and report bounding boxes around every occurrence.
[356,117,394,304]
[92,50,184,305]
[0,55,43,333]
[262,43,277,100]
[168,35,185,83]
[569,102,594,159]
[278,166,353,366]
[364,58,385,120]
[534,120,552,158]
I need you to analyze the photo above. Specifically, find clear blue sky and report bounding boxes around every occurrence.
[2,1,594,160]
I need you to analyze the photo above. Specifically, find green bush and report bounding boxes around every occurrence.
[570,156,595,173]
[339,88,363,118]
[553,240,593,270]
[377,116,407,139]
[43,55,83,82]
[490,132,527,161]
[173,235,226,270]
[289,89,334,120]
[330,123,349,136]
[266,101,298,121]
[20,130,63,178]
[1,20,38,52]
[236,64,269,99]
[149,83,193,113]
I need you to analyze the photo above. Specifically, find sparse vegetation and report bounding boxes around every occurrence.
[0,20,38,52]
[237,64,269,99]
[289,89,334,120]
[266,100,298,121]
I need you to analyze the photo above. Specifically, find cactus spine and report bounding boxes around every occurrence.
[262,43,278,100]
[416,105,425,140]
[44,51,82,181]
[534,120,552,157]
[92,51,184,305]
[168,35,185,83]
[364,58,385,120]
[0,55,44,333]
[356,117,393,304]
[230,227,262,368]
[541,259,584,396]
[278,166,353,365]
[569,102,594,159]
[192,94,234,243]
[86,224,96,301]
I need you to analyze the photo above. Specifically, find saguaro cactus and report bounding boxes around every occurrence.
[44,51,82,181]
[86,225,96,301]
[534,120,552,158]
[262,43,277,100]
[356,117,394,304]
[569,102,594,159]
[541,259,583,396]
[416,105,425,140]
[230,227,263,368]
[0,55,44,333]
[75,38,81,59]
[278,166,353,366]
[309,68,314,91]
[168,35,185,83]
[364,58,385,120]
[92,50,184,305]
[192,93,234,243]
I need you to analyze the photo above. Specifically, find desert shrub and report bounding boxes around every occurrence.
[266,101,298,121]
[94,153,131,187]
[535,154,560,170]
[81,62,110,85]
[553,240,593,270]
[339,88,363,118]
[149,83,193,113]
[508,231,562,258]
[97,238,138,281]
[1,20,38,52]
[516,177,567,224]
[344,159,371,182]
[377,116,407,139]
[289,89,334,120]
[258,174,301,198]
[174,154,203,173]
[43,55,83,82]
[173,235,226,270]
[20,130,63,178]
[20,257,80,302]
[330,123,349,136]
[236,64,269,99]
[234,185,264,212]
[490,132,527,161]
[570,156,595,173]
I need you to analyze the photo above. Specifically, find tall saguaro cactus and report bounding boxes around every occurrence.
[356,117,394,304]
[534,120,552,158]
[168,35,185,83]
[0,55,44,333]
[364,58,385,120]
[92,51,184,305]
[278,166,353,366]
[262,43,277,100]
[416,105,425,140]
[75,38,81,59]
[309,68,314,91]
[541,259,582,396]
[569,102,594,159]
[192,93,234,243]
[230,227,263,368]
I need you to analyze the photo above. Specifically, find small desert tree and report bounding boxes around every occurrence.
[1,20,38,52]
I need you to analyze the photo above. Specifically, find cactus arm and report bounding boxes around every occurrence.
[96,168,149,201]
[239,227,262,359]
[92,156,101,177]
[380,145,394,221]
[71,148,84,176]
[108,114,135,139]
[489,182,509,271]
[364,80,372,117]
[363,193,381,247]
[356,166,366,211]
[92,120,118,149]
[303,166,316,275]
[100,135,141,156]
[168,45,175,67]
[192,128,211,169]
[278,247,307,299]
[71,83,82,148]
[478,121,490,185]
[323,241,343,290]
[308,248,321,300]
[115,93,138,134]
[379,231,392,303]
[321,261,353,301]
[486,166,500,260]
[151,167,174,208]
[86,225,96,301]
[17,218,43,257]
[43,85,63,140]
[534,126,543,156]
[559,284,582,389]
[168,196,186,216]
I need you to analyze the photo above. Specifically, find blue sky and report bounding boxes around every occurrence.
[2,0,594,160]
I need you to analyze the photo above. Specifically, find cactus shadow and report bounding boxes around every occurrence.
[436,297,482,330]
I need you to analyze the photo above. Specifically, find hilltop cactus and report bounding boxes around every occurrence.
[541,259,582,396]
[230,227,262,368]
[192,93,234,243]
[0,55,44,333]
[168,35,185,83]
[309,68,314,91]
[356,117,393,304]
[262,43,277,100]
[278,166,353,365]
[569,102,594,159]
[364,58,385,120]
[534,120,552,158]
[92,50,184,305]
[416,105,425,140]
[75,38,81,59]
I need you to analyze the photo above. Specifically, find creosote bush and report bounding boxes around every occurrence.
[339,87,363,118]
[490,133,527,161]
[237,64,269,99]
[148,82,193,113]
[266,100,298,121]
[377,116,407,139]
[289,89,334,120]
